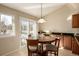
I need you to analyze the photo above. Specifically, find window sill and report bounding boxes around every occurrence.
[0,33,15,37]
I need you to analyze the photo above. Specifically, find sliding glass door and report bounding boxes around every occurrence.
[29,20,37,39]
[21,19,29,39]
[20,17,37,47]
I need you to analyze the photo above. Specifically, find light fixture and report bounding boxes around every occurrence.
[38,3,46,23]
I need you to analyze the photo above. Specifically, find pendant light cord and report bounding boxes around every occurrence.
[41,3,42,18]
[38,3,46,23]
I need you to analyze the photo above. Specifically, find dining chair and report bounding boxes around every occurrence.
[27,39,38,56]
[46,38,60,56]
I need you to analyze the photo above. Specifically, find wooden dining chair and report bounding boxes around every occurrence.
[46,38,60,56]
[27,39,38,56]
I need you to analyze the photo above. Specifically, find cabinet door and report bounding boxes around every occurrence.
[64,36,72,50]
[72,38,79,55]
[72,14,79,28]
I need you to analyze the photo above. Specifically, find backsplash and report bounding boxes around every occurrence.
[72,28,79,33]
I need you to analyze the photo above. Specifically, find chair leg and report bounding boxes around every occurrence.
[46,51,48,56]
[56,52,58,56]
[54,52,58,56]
[54,53,56,56]
[28,51,32,56]
[28,51,30,56]
[28,52,30,56]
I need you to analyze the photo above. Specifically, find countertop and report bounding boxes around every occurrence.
[51,32,74,37]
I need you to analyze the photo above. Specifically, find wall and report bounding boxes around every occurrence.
[0,4,38,55]
[0,36,20,55]
[40,4,79,33]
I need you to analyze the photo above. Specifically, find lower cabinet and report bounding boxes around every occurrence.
[72,38,79,55]
[63,35,79,55]
[51,33,79,55]
[64,35,72,50]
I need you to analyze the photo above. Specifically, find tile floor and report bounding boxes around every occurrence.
[6,47,78,56]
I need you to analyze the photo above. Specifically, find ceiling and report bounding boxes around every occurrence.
[1,3,66,18]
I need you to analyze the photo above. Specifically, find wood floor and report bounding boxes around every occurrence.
[6,47,78,56]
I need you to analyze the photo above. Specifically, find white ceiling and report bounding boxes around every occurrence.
[1,3,66,18]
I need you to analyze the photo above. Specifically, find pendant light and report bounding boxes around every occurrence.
[38,3,46,23]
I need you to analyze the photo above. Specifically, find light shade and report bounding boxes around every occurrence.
[38,18,46,23]
[38,3,46,24]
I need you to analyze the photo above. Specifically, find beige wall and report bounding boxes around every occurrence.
[0,4,38,55]
[40,5,79,33]
[0,36,20,55]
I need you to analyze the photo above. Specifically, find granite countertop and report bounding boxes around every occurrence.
[51,32,74,37]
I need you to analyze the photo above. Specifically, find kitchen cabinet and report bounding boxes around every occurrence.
[72,37,79,55]
[72,14,79,28]
[64,35,72,50]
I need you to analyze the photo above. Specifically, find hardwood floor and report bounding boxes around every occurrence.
[6,47,78,56]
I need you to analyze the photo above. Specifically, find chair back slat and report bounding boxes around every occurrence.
[27,39,38,48]
[27,40,38,45]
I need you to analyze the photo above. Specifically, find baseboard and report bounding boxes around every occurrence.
[2,48,20,56]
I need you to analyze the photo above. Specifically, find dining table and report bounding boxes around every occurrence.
[38,36,56,56]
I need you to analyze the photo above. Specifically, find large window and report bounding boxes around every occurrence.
[0,14,15,35]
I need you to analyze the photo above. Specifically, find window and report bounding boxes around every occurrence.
[0,14,15,35]
[67,15,72,21]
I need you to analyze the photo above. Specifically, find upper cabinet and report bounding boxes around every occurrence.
[72,14,79,28]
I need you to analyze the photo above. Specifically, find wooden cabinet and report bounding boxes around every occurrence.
[72,14,79,28]
[64,35,72,50]
[72,37,79,55]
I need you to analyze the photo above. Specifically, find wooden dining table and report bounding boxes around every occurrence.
[38,36,56,55]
